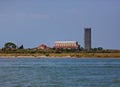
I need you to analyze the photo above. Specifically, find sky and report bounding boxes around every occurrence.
[0,0,120,49]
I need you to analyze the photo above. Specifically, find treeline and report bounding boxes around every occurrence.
[0,48,79,54]
[0,42,120,54]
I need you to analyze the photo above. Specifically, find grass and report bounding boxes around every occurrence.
[0,53,120,58]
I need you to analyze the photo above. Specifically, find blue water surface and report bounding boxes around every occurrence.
[0,58,120,87]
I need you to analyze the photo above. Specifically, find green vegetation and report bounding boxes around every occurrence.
[3,42,17,50]
[0,42,120,58]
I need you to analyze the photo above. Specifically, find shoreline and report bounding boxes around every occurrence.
[0,56,72,58]
[0,53,120,58]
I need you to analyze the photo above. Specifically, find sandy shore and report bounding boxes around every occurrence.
[0,53,120,58]
[0,56,73,58]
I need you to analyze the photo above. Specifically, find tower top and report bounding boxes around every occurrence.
[84,26,91,29]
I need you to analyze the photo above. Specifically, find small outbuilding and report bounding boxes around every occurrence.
[37,44,50,50]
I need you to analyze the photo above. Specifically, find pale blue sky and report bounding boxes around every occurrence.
[0,0,120,49]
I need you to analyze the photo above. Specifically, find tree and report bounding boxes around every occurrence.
[18,45,24,49]
[4,42,17,50]
[97,47,103,51]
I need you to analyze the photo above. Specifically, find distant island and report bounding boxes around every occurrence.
[0,28,120,58]
[0,42,120,58]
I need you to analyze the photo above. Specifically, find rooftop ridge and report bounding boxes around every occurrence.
[54,41,78,43]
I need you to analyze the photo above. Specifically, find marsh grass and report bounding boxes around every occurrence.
[0,53,120,58]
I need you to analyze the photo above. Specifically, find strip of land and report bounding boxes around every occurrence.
[0,53,120,58]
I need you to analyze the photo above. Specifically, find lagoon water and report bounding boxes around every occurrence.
[0,58,120,87]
